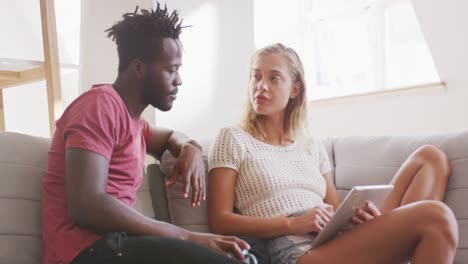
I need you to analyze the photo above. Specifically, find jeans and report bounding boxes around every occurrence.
[239,236,270,264]
[71,232,243,264]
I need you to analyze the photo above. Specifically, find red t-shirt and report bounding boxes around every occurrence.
[41,84,152,264]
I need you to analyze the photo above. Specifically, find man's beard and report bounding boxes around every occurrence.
[142,77,172,112]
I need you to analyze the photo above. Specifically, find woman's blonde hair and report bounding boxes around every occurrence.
[241,43,309,140]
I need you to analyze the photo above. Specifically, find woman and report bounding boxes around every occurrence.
[208,43,458,264]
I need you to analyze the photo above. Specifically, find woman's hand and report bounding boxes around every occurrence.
[288,204,334,235]
[352,201,381,225]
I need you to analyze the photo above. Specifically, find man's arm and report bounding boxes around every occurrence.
[145,126,205,207]
[65,148,250,260]
[145,126,188,160]
[65,148,190,238]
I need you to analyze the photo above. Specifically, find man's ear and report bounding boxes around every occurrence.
[130,58,147,79]
[290,81,300,99]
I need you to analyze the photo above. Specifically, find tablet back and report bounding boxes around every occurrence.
[311,185,394,248]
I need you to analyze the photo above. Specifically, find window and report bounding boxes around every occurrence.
[254,0,440,100]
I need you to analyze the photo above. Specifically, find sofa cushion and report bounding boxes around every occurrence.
[0,132,157,264]
[134,155,159,219]
[332,130,468,263]
[159,150,210,232]
[154,131,468,263]
[0,132,50,264]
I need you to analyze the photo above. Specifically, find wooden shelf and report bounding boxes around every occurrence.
[0,0,62,135]
[0,59,46,89]
[0,70,21,80]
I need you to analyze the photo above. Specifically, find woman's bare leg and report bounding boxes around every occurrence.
[381,145,451,213]
[297,201,458,264]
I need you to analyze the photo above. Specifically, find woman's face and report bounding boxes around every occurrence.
[249,53,299,117]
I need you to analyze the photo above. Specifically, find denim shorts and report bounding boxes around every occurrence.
[266,233,316,264]
[264,210,318,264]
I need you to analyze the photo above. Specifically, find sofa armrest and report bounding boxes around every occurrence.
[147,164,171,223]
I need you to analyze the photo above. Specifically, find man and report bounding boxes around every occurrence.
[41,4,249,264]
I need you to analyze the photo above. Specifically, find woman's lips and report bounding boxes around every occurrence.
[255,96,269,104]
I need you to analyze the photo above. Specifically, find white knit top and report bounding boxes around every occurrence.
[208,126,332,218]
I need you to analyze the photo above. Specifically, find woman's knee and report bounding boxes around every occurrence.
[413,201,458,247]
[413,145,451,176]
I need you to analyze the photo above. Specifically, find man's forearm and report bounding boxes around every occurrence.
[71,192,191,240]
[164,130,189,157]
[147,127,203,160]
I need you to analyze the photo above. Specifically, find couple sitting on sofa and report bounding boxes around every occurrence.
[41,4,458,264]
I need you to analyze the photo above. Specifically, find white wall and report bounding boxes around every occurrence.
[161,0,468,139]
[80,0,151,90]
[308,0,468,137]
[2,0,466,139]
[0,1,43,61]
[80,0,467,141]
[152,0,254,141]
[80,0,254,139]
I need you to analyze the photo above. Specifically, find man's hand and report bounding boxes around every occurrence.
[188,232,250,262]
[352,201,381,224]
[165,143,205,207]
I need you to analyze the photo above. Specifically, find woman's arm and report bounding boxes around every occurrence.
[208,167,291,239]
[208,167,332,239]
[323,171,341,210]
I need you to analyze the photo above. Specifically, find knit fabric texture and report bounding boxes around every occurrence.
[208,126,331,218]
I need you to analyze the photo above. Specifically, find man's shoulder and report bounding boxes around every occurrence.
[56,84,124,129]
[80,84,120,103]
[68,84,123,114]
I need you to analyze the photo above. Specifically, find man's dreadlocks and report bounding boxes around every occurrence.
[105,3,186,73]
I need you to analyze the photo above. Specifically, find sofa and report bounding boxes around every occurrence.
[0,130,467,263]
[0,132,158,264]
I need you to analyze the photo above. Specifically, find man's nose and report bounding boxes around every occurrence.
[174,72,182,86]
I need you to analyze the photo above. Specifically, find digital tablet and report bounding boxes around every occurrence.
[311,184,394,249]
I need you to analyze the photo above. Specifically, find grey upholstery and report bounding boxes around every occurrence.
[157,153,211,232]
[331,131,468,264]
[1,130,466,263]
[0,133,49,264]
[0,132,155,264]
[155,130,468,264]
